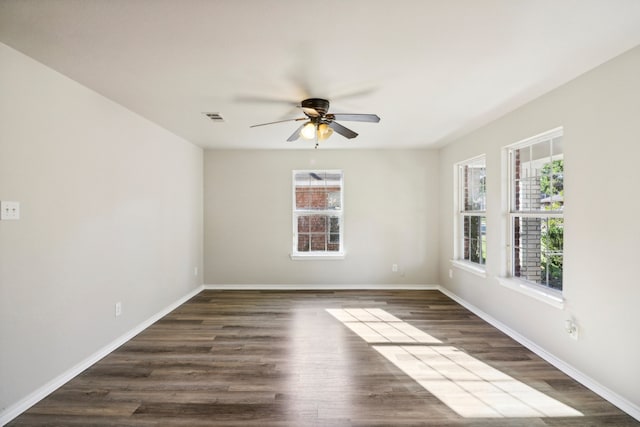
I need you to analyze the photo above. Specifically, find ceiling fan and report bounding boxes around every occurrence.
[250,98,380,147]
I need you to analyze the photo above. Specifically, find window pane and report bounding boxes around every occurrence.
[328,191,341,209]
[461,160,486,211]
[297,234,310,252]
[541,159,563,211]
[513,216,563,290]
[542,217,563,289]
[295,189,312,210]
[329,217,340,233]
[295,171,342,211]
[310,215,326,232]
[310,234,326,251]
[513,138,563,213]
[297,215,310,232]
[295,187,343,210]
[328,217,340,246]
[462,215,486,265]
[514,143,544,211]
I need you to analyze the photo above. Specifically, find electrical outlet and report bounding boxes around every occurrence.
[449,269,453,279]
[115,302,122,317]
[392,264,399,273]
[1,201,20,220]
[194,267,198,276]
[565,319,578,340]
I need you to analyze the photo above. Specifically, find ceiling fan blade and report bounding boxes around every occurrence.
[287,124,305,142]
[328,121,358,139]
[250,118,306,128]
[328,113,380,123]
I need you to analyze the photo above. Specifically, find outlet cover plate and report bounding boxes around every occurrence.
[1,201,20,220]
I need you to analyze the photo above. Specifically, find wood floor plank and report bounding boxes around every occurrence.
[7,290,638,426]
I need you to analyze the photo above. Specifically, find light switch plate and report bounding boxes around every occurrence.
[1,201,20,220]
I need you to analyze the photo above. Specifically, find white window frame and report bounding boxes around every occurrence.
[451,155,487,277]
[500,127,564,307]
[291,170,345,260]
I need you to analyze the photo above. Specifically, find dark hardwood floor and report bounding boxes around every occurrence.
[8,290,639,426]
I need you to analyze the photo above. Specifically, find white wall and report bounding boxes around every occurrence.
[204,149,439,285]
[4,33,638,421]
[0,43,203,414]
[438,45,640,410]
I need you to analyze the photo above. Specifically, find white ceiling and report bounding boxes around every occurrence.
[2,1,640,150]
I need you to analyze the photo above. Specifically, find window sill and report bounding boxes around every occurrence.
[496,277,565,309]
[450,260,487,278]
[290,252,345,261]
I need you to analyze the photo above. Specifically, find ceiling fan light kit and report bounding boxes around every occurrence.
[300,122,317,139]
[250,97,380,148]
[317,123,333,140]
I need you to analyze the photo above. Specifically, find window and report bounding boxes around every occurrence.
[456,156,487,268]
[292,170,344,258]
[508,128,563,290]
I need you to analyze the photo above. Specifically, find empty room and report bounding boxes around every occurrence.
[1,1,640,425]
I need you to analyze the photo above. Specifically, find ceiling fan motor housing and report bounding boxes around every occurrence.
[301,98,330,116]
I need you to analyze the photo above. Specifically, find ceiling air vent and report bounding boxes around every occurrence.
[203,112,224,122]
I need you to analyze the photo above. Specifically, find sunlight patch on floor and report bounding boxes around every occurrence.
[327,308,583,419]
[325,308,441,344]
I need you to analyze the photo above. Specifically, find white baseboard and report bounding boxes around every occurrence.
[0,285,204,426]
[438,286,640,422]
[203,283,439,290]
